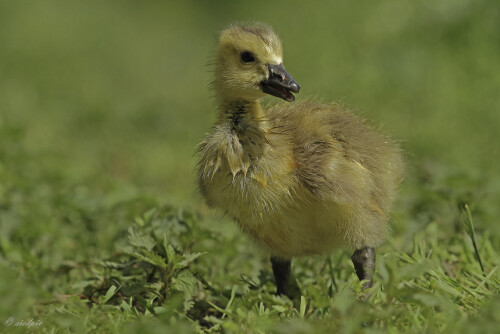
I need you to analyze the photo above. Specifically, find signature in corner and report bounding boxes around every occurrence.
[4,317,43,328]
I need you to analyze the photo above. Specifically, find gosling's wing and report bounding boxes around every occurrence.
[267,100,403,213]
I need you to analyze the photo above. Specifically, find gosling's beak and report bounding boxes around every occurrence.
[260,64,300,102]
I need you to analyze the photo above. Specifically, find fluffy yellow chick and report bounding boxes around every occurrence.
[197,23,403,296]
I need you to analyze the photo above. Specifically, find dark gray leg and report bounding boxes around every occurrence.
[351,247,376,289]
[270,256,291,297]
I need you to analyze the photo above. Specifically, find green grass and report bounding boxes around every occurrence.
[1,1,499,333]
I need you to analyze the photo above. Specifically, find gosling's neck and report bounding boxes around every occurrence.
[217,98,268,134]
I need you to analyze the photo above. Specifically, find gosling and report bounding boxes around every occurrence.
[197,23,403,296]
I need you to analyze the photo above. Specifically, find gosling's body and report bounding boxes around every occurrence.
[199,100,401,257]
[198,23,403,293]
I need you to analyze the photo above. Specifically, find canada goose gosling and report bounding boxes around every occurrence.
[198,23,403,296]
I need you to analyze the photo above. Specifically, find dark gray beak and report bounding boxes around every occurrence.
[260,64,300,102]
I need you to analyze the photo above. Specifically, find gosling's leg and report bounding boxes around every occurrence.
[351,247,376,289]
[270,256,291,297]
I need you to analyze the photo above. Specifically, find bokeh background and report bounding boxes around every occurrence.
[2,0,499,206]
[1,0,499,331]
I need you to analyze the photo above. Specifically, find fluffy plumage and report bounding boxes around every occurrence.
[197,23,403,292]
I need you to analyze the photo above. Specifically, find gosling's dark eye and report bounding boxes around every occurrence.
[241,51,255,63]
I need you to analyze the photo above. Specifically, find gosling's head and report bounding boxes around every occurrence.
[214,23,300,103]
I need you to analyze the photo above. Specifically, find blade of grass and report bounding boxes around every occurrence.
[223,285,237,320]
[463,204,485,274]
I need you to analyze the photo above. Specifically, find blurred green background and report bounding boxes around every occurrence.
[1,0,499,206]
